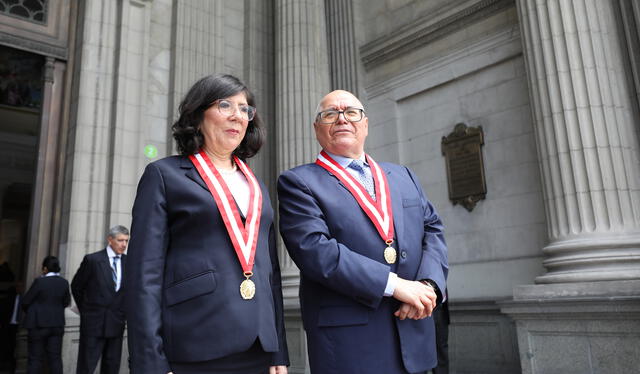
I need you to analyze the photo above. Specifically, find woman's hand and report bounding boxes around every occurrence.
[269,365,288,374]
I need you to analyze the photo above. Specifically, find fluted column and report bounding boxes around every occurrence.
[517,0,640,283]
[618,0,640,112]
[275,0,330,283]
[325,0,361,94]
[170,0,223,124]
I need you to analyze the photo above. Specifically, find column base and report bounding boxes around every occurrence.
[500,280,640,374]
[537,236,640,284]
[284,305,309,374]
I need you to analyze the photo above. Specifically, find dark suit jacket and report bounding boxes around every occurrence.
[71,249,126,337]
[22,275,70,329]
[125,156,289,373]
[278,160,448,374]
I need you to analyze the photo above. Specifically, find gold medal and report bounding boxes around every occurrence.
[240,272,256,299]
[384,245,397,264]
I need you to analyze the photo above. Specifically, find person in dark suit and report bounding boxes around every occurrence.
[22,256,71,374]
[125,74,289,374]
[278,90,449,374]
[71,225,128,374]
[0,263,20,373]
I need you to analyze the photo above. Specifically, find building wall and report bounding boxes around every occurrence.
[3,0,639,373]
[58,0,541,372]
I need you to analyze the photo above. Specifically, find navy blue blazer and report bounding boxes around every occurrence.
[22,275,70,329]
[125,156,289,373]
[71,249,126,338]
[278,161,448,374]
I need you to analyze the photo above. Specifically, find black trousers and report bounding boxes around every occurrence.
[169,339,271,374]
[432,306,450,374]
[27,327,64,374]
[76,334,123,374]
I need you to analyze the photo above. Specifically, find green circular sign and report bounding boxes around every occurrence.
[144,145,158,159]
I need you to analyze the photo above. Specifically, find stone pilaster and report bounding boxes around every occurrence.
[275,0,330,284]
[66,0,120,278]
[517,0,640,284]
[25,57,66,283]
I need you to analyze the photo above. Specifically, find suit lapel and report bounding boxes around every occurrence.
[181,156,209,192]
[99,249,116,293]
[120,254,126,278]
[386,168,405,252]
[314,163,351,194]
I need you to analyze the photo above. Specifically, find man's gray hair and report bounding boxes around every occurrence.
[107,225,129,238]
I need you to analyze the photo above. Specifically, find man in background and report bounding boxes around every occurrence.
[72,225,128,374]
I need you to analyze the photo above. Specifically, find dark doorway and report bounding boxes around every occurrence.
[0,44,43,373]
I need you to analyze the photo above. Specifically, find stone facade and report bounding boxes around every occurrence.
[1,0,639,373]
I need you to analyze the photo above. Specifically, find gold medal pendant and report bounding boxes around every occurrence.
[384,246,397,264]
[240,272,256,300]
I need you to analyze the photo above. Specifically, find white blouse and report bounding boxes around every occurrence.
[220,168,250,218]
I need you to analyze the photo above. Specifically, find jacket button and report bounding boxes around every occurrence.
[400,251,407,259]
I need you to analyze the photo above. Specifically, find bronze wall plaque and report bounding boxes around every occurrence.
[441,123,487,211]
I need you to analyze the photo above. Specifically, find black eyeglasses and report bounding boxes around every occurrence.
[316,107,365,124]
[213,99,256,121]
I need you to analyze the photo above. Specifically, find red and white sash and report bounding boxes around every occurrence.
[315,151,394,243]
[189,151,262,273]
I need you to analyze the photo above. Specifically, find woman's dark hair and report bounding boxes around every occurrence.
[172,74,264,159]
[42,256,61,273]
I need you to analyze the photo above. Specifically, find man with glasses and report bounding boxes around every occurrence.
[278,90,448,374]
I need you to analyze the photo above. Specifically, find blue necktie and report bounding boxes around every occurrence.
[112,256,120,291]
[349,160,375,200]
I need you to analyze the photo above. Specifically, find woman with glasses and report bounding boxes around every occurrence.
[125,75,289,374]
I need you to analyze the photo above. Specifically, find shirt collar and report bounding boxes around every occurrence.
[106,245,119,258]
[324,150,367,169]
[44,272,60,277]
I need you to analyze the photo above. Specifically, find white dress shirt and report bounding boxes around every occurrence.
[107,245,122,291]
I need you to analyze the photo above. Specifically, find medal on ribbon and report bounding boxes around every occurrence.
[315,151,397,264]
[190,150,262,299]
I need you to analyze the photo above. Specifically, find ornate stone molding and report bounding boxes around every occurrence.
[365,26,521,99]
[360,0,514,70]
[0,31,66,58]
[0,0,70,59]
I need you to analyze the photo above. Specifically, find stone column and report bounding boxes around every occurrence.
[243,0,276,194]
[275,0,330,287]
[275,2,330,372]
[502,1,640,373]
[517,0,640,284]
[325,0,361,95]
[170,0,224,127]
[618,0,640,112]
